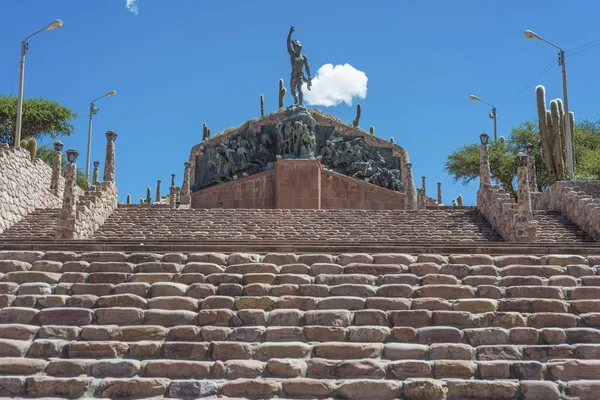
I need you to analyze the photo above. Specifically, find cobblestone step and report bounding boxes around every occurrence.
[0,250,597,398]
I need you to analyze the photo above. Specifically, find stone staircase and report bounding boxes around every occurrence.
[534,211,593,243]
[91,207,504,243]
[1,206,596,246]
[0,250,598,398]
[0,209,61,241]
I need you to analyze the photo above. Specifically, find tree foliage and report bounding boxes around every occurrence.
[0,95,76,144]
[445,119,600,199]
[37,145,89,190]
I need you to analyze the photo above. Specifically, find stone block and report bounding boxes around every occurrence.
[94,378,169,398]
[267,358,304,377]
[520,381,560,400]
[337,380,400,400]
[90,359,141,377]
[384,343,428,360]
[402,378,447,400]
[314,342,382,359]
[445,380,519,399]
[119,325,166,341]
[304,310,352,327]
[68,341,128,358]
[96,307,144,326]
[162,342,210,361]
[304,326,346,341]
[211,341,252,360]
[226,360,264,378]
[389,360,432,378]
[390,310,432,327]
[197,309,235,326]
[417,326,462,344]
[26,377,93,397]
[221,379,279,398]
[281,378,333,397]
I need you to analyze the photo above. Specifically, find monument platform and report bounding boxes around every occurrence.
[192,158,405,210]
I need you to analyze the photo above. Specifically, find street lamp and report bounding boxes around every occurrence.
[525,143,534,155]
[105,130,118,142]
[480,132,489,145]
[53,140,64,152]
[524,30,573,180]
[14,20,63,147]
[66,148,79,164]
[470,95,497,141]
[86,90,117,180]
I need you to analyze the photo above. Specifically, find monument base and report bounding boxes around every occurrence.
[191,159,405,210]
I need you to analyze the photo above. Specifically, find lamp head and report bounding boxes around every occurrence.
[524,30,541,40]
[184,161,191,168]
[53,140,64,152]
[107,90,117,97]
[516,152,529,167]
[66,148,79,164]
[93,160,100,168]
[469,95,481,102]
[45,20,63,30]
[105,130,118,142]
[480,133,490,145]
[525,143,534,155]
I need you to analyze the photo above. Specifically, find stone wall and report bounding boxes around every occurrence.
[190,159,405,210]
[192,170,276,209]
[321,169,404,210]
[477,184,519,242]
[0,144,82,234]
[533,181,600,240]
[71,182,118,239]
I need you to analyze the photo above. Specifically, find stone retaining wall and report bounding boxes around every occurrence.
[0,144,82,234]
[533,181,600,240]
[477,184,520,242]
[72,182,119,239]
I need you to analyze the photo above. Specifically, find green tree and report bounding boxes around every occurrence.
[0,95,76,144]
[445,119,600,199]
[37,145,89,190]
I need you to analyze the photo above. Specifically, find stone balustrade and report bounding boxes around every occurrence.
[533,181,600,241]
[0,144,83,235]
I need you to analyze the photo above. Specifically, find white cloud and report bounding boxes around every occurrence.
[303,63,367,107]
[126,0,139,15]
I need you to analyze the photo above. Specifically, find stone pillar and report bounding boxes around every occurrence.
[421,176,426,197]
[417,188,426,210]
[55,163,77,239]
[156,180,161,202]
[180,162,191,205]
[437,182,442,205]
[404,163,417,210]
[169,174,176,208]
[92,161,100,184]
[480,142,491,188]
[103,132,116,186]
[527,154,537,193]
[50,149,62,197]
[513,152,538,242]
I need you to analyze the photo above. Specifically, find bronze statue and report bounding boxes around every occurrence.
[287,26,312,105]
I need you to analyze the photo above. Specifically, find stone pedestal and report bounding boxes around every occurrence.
[50,150,61,197]
[181,162,191,205]
[56,163,77,239]
[275,158,322,209]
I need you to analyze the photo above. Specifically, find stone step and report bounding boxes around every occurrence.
[0,250,597,398]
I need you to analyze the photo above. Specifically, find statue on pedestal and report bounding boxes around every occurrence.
[287,26,312,105]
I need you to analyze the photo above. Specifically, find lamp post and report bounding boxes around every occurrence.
[524,30,573,180]
[479,133,491,188]
[14,19,63,147]
[86,90,117,181]
[469,95,497,141]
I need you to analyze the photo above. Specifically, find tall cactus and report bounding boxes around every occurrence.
[260,94,264,117]
[279,79,286,112]
[353,103,361,127]
[370,126,374,135]
[146,187,152,204]
[27,138,37,160]
[126,194,131,205]
[202,123,210,141]
[20,139,28,148]
[536,85,571,181]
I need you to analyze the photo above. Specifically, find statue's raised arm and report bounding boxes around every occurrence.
[287,26,295,56]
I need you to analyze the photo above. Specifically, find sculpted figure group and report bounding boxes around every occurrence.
[206,129,275,184]
[276,119,316,158]
[318,136,403,192]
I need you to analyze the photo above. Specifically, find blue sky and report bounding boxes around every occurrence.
[2,1,600,205]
